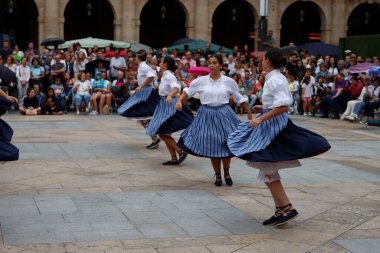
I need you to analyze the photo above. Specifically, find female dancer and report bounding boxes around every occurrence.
[146,56,194,165]
[117,50,161,149]
[175,54,252,186]
[0,89,19,161]
[227,48,331,226]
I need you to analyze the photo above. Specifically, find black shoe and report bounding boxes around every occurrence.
[224,167,233,186]
[162,160,179,165]
[275,208,299,226]
[263,210,283,226]
[214,173,222,187]
[178,151,188,164]
[146,138,160,149]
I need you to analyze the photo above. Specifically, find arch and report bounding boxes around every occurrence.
[64,0,115,41]
[211,0,257,50]
[347,2,380,36]
[0,0,39,49]
[140,0,187,49]
[280,1,325,46]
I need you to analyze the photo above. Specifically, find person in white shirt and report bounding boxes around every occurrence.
[147,56,194,165]
[117,49,161,149]
[109,49,127,80]
[227,48,330,227]
[175,54,252,187]
[73,72,91,115]
[16,57,31,103]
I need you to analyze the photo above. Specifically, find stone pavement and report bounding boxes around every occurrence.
[0,112,380,253]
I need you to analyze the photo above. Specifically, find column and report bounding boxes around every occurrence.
[194,0,209,41]
[114,19,122,41]
[329,0,346,45]
[38,15,45,53]
[121,0,136,42]
[44,0,60,38]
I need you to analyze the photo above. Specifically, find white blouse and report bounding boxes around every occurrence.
[184,75,246,106]
[159,70,180,96]
[262,69,293,109]
[137,61,156,87]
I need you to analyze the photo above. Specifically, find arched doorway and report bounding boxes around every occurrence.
[0,0,38,49]
[212,0,255,50]
[347,2,380,36]
[140,0,187,49]
[281,1,321,46]
[64,0,114,40]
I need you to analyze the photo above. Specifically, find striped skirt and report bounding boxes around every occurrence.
[179,104,240,158]
[0,97,13,116]
[0,118,19,161]
[146,96,194,137]
[117,87,160,118]
[227,110,331,165]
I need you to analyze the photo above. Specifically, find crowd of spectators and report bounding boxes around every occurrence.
[0,39,379,124]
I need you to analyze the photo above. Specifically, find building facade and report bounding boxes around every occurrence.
[1,0,379,51]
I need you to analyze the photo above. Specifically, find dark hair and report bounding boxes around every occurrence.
[26,87,34,96]
[210,54,223,65]
[32,57,40,65]
[163,56,177,72]
[265,48,287,69]
[137,49,147,61]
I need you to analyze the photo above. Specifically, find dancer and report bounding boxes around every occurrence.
[175,54,252,186]
[227,48,331,226]
[117,50,161,149]
[0,89,19,161]
[146,56,194,165]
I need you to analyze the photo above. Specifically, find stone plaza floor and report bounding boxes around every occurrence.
[0,112,380,253]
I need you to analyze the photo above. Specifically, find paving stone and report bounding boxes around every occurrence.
[124,211,172,225]
[334,239,380,253]
[73,229,143,241]
[90,221,135,231]
[63,212,127,223]
[136,223,188,238]
[3,232,75,245]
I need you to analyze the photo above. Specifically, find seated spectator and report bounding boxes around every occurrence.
[100,72,112,114]
[362,77,380,124]
[111,71,127,108]
[41,87,63,115]
[19,88,41,115]
[63,72,75,109]
[90,72,107,115]
[50,76,66,109]
[320,73,348,119]
[346,74,364,100]
[73,72,91,115]
[32,83,44,105]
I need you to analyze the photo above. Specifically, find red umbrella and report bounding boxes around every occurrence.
[187,66,210,76]
[103,50,127,58]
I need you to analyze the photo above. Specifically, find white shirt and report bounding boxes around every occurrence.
[75,80,91,95]
[302,83,315,98]
[262,69,293,109]
[184,75,245,106]
[16,65,31,82]
[137,62,156,87]
[159,70,180,96]
[110,57,126,77]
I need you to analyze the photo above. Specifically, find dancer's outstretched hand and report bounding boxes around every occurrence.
[165,96,172,104]
[249,117,262,127]
[135,86,142,92]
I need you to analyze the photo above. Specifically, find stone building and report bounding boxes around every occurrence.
[0,0,379,51]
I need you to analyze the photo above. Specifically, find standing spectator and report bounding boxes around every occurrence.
[24,42,39,57]
[288,74,300,114]
[109,49,127,81]
[73,51,87,79]
[4,56,17,102]
[301,76,316,116]
[63,52,74,77]
[327,57,339,76]
[203,43,214,59]
[257,30,275,50]
[74,43,87,58]
[50,55,65,82]
[13,45,24,57]
[16,57,31,102]
[30,57,45,91]
[226,54,236,73]
[184,51,196,67]
[0,40,13,59]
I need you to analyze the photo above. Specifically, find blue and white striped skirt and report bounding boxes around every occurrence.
[117,87,160,118]
[179,104,240,158]
[227,110,331,163]
[146,96,194,137]
[0,97,13,116]
[0,118,19,161]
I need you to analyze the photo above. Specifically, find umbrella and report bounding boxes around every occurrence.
[297,42,338,56]
[368,67,380,77]
[103,50,127,58]
[0,65,17,84]
[348,63,378,73]
[58,37,130,49]
[167,39,233,54]
[172,38,196,46]
[85,59,110,77]
[280,45,298,55]
[187,67,210,76]
[129,42,151,53]
[41,38,65,47]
